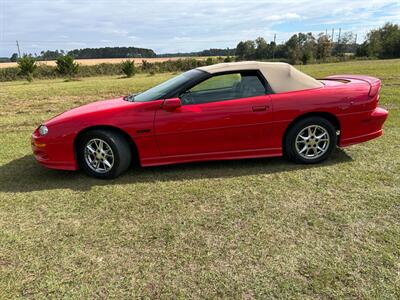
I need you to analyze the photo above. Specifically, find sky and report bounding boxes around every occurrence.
[1,0,400,57]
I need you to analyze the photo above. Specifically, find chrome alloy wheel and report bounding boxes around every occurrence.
[84,138,114,173]
[295,125,330,159]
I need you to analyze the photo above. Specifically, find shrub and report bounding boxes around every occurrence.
[141,60,150,70]
[17,55,37,82]
[79,63,121,77]
[10,53,18,62]
[302,51,313,65]
[0,67,19,81]
[205,57,214,65]
[56,55,79,78]
[36,64,59,79]
[224,56,233,62]
[121,60,135,77]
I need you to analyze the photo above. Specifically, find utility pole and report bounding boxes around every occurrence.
[338,28,342,43]
[272,33,276,60]
[325,28,328,37]
[331,28,334,42]
[353,33,358,54]
[16,40,21,57]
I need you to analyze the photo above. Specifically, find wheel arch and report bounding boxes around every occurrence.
[74,125,139,168]
[282,112,341,150]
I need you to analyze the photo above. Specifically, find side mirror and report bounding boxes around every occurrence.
[162,98,181,111]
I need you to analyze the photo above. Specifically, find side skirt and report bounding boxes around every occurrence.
[140,148,282,167]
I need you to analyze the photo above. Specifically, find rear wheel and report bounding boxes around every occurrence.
[77,129,131,179]
[284,117,337,164]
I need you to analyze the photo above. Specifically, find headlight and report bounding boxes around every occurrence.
[38,125,48,136]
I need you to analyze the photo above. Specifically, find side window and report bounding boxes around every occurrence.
[191,73,241,92]
[180,71,266,105]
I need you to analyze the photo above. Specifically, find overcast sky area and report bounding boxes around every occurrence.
[1,0,400,57]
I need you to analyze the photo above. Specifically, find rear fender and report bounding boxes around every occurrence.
[326,75,381,98]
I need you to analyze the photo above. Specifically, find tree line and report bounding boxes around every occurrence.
[7,23,399,64]
[235,23,400,64]
[68,46,156,59]
[10,47,233,62]
[356,23,400,58]
[236,32,357,64]
[159,48,235,57]
[10,46,156,62]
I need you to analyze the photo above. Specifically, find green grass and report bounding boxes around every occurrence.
[0,60,399,298]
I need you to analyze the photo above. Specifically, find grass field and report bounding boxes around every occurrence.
[0,60,399,298]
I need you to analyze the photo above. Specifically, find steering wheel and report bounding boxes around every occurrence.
[180,91,196,105]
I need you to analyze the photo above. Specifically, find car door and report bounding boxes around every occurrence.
[154,70,274,156]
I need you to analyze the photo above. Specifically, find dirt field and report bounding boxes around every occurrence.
[0,57,204,68]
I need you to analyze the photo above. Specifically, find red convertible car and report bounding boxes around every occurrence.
[32,62,388,178]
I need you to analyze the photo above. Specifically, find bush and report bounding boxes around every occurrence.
[205,57,214,65]
[56,55,79,78]
[224,56,233,62]
[0,67,19,81]
[79,63,121,77]
[301,51,313,65]
[36,64,59,79]
[17,55,37,82]
[121,60,135,77]
[10,53,18,62]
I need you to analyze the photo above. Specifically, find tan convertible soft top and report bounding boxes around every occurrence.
[197,61,323,93]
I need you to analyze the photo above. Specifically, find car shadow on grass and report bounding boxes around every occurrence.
[0,149,352,193]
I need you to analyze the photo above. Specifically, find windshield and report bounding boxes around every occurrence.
[130,69,205,102]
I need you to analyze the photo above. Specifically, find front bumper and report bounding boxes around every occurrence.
[31,131,78,171]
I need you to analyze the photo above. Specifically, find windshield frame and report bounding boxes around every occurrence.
[128,69,209,102]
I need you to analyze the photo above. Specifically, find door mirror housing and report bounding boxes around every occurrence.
[162,98,181,111]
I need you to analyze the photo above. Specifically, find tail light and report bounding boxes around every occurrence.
[369,83,380,98]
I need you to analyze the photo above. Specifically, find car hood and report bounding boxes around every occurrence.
[45,97,135,125]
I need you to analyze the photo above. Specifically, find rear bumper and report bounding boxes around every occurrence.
[31,133,78,171]
[339,107,388,147]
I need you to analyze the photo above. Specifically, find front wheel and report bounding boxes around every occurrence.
[284,117,337,164]
[77,129,132,179]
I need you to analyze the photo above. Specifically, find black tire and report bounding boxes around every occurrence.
[77,129,132,179]
[284,117,337,164]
